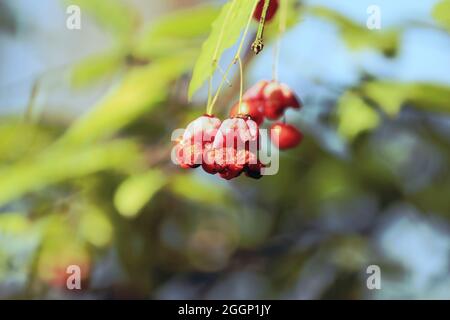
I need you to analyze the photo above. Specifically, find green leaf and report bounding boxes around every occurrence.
[308,6,399,56]
[0,213,30,234]
[0,140,142,206]
[337,92,380,140]
[362,82,408,117]
[79,206,113,247]
[70,51,124,88]
[114,170,167,218]
[362,82,450,116]
[134,5,219,59]
[432,0,450,31]
[62,55,194,146]
[0,121,54,163]
[188,0,257,99]
[68,0,136,40]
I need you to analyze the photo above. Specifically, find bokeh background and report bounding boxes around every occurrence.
[0,0,449,299]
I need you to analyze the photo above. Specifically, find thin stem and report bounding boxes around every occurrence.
[208,0,259,115]
[273,0,288,81]
[206,75,213,112]
[24,79,40,122]
[251,0,271,54]
[218,65,232,86]
[238,56,244,114]
[272,38,280,82]
[212,0,237,65]
[206,0,237,114]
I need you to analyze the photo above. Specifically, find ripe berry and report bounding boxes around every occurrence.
[229,100,265,125]
[213,116,259,150]
[183,114,221,145]
[262,81,302,120]
[202,143,223,174]
[175,140,202,168]
[216,147,245,180]
[243,80,269,101]
[270,123,303,150]
[245,161,264,179]
[253,0,279,23]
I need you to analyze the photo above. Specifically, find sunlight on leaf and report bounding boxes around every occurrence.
[363,82,450,116]
[67,0,136,40]
[80,207,113,247]
[362,82,408,117]
[0,213,30,234]
[308,6,399,56]
[70,50,124,88]
[0,121,54,163]
[114,170,167,218]
[0,140,142,206]
[337,92,380,140]
[62,55,194,146]
[188,0,257,99]
[432,0,450,31]
[134,5,219,59]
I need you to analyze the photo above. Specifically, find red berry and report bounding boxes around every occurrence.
[245,161,264,179]
[175,140,202,168]
[262,82,302,120]
[229,100,265,125]
[270,123,303,150]
[243,80,269,101]
[214,147,244,180]
[253,0,279,23]
[202,143,222,174]
[213,116,259,150]
[183,114,221,145]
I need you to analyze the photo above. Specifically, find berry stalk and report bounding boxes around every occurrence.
[206,0,238,114]
[251,0,271,54]
[273,0,288,81]
[208,0,259,115]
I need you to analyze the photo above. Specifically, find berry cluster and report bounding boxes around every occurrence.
[230,80,304,150]
[174,115,264,180]
[174,81,304,180]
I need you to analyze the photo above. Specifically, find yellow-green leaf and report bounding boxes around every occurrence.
[337,92,380,140]
[308,6,399,56]
[134,5,219,59]
[432,0,450,31]
[68,0,136,40]
[0,140,141,206]
[362,81,450,116]
[62,55,193,146]
[188,0,257,99]
[79,207,113,247]
[114,170,167,218]
[70,51,124,88]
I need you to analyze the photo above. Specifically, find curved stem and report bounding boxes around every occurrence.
[208,0,259,115]
[24,79,40,122]
[238,57,244,114]
[206,76,213,112]
[273,0,288,82]
[206,0,237,114]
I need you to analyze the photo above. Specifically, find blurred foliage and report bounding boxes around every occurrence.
[432,0,450,31]
[307,6,399,56]
[67,0,137,41]
[0,0,449,299]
